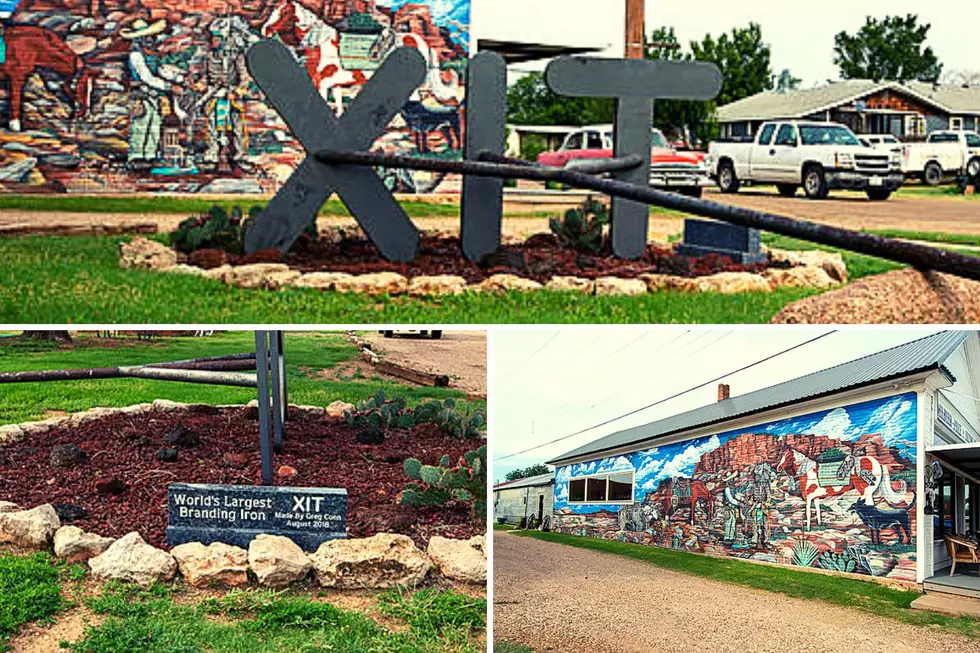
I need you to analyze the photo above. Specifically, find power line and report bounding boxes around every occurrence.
[498,330,561,385]
[494,330,837,463]
[539,330,696,423]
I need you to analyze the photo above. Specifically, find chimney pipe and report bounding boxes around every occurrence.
[718,384,731,402]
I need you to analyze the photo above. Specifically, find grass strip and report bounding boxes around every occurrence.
[0,332,471,425]
[0,553,69,647]
[73,582,484,653]
[510,530,980,639]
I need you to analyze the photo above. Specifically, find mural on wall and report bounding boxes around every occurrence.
[0,0,469,193]
[554,393,919,581]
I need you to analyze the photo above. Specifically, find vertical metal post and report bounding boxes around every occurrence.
[254,331,274,486]
[611,96,654,259]
[276,331,288,418]
[269,330,285,454]
[461,52,507,260]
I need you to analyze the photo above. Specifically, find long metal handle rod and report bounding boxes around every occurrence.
[315,148,980,282]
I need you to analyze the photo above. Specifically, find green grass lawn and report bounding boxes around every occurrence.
[0,553,486,652]
[0,331,471,425]
[0,234,840,324]
[510,531,980,639]
[492,523,515,531]
[74,582,485,653]
[0,553,79,648]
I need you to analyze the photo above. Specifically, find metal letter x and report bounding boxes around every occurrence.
[244,40,427,262]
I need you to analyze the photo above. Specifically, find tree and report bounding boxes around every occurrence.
[691,23,773,106]
[834,14,943,82]
[505,72,613,127]
[505,464,552,482]
[646,27,716,145]
[775,69,802,93]
[19,331,72,343]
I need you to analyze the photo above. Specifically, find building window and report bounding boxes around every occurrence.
[951,117,964,131]
[935,470,955,539]
[568,472,635,505]
[586,477,607,502]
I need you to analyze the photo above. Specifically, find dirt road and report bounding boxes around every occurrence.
[705,188,980,236]
[3,188,976,242]
[362,330,486,396]
[493,533,978,653]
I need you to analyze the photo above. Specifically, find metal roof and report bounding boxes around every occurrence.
[549,331,970,466]
[716,79,980,123]
[493,472,554,491]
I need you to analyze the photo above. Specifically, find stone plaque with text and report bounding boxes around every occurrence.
[167,483,347,551]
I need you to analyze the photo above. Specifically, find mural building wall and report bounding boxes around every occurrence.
[554,394,919,582]
[0,0,469,193]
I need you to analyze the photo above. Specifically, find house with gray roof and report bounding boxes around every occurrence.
[493,472,555,527]
[716,80,980,140]
[545,331,980,599]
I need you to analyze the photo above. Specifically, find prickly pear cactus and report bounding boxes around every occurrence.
[401,445,487,520]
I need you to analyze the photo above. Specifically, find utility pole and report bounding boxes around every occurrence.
[625,0,645,59]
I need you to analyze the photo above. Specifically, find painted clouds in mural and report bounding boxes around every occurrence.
[554,393,918,582]
[0,0,469,193]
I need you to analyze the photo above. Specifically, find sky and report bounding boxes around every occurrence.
[490,328,945,484]
[474,0,978,86]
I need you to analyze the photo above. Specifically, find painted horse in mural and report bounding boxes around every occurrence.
[660,478,714,525]
[0,25,92,132]
[261,0,368,114]
[776,448,909,531]
[838,451,911,507]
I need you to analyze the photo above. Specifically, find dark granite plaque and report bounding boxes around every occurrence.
[677,218,767,264]
[166,483,347,551]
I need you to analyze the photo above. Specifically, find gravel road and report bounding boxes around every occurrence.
[493,533,979,653]
[362,330,486,396]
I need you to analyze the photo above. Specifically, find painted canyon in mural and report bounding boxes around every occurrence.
[0,0,469,193]
[554,394,919,581]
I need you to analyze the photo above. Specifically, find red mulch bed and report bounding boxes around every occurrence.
[0,407,483,550]
[188,234,775,283]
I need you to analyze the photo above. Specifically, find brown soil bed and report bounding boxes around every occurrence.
[189,234,777,283]
[0,407,483,549]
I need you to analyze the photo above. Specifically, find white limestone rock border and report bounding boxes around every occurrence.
[123,245,846,296]
[0,500,483,590]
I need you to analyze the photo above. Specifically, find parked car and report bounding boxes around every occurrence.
[901,130,980,185]
[380,330,443,340]
[709,120,904,200]
[536,125,712,197]
[859,134,903,155]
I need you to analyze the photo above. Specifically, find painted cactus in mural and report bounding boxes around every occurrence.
[0,0,468,193]
[554,394,919,582]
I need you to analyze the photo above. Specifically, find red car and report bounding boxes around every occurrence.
[537,125,712,197]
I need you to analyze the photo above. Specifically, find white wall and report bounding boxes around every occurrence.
[938,333,980,441]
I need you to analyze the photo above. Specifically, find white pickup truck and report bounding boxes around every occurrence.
[709,120,904,200]
[901,130,980,185]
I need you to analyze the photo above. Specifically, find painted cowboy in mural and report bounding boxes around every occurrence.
[123,19,183,170]
[199,17,253,173]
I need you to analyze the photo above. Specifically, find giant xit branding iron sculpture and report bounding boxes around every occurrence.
[244,40,723,262]
[242,40,980,282]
